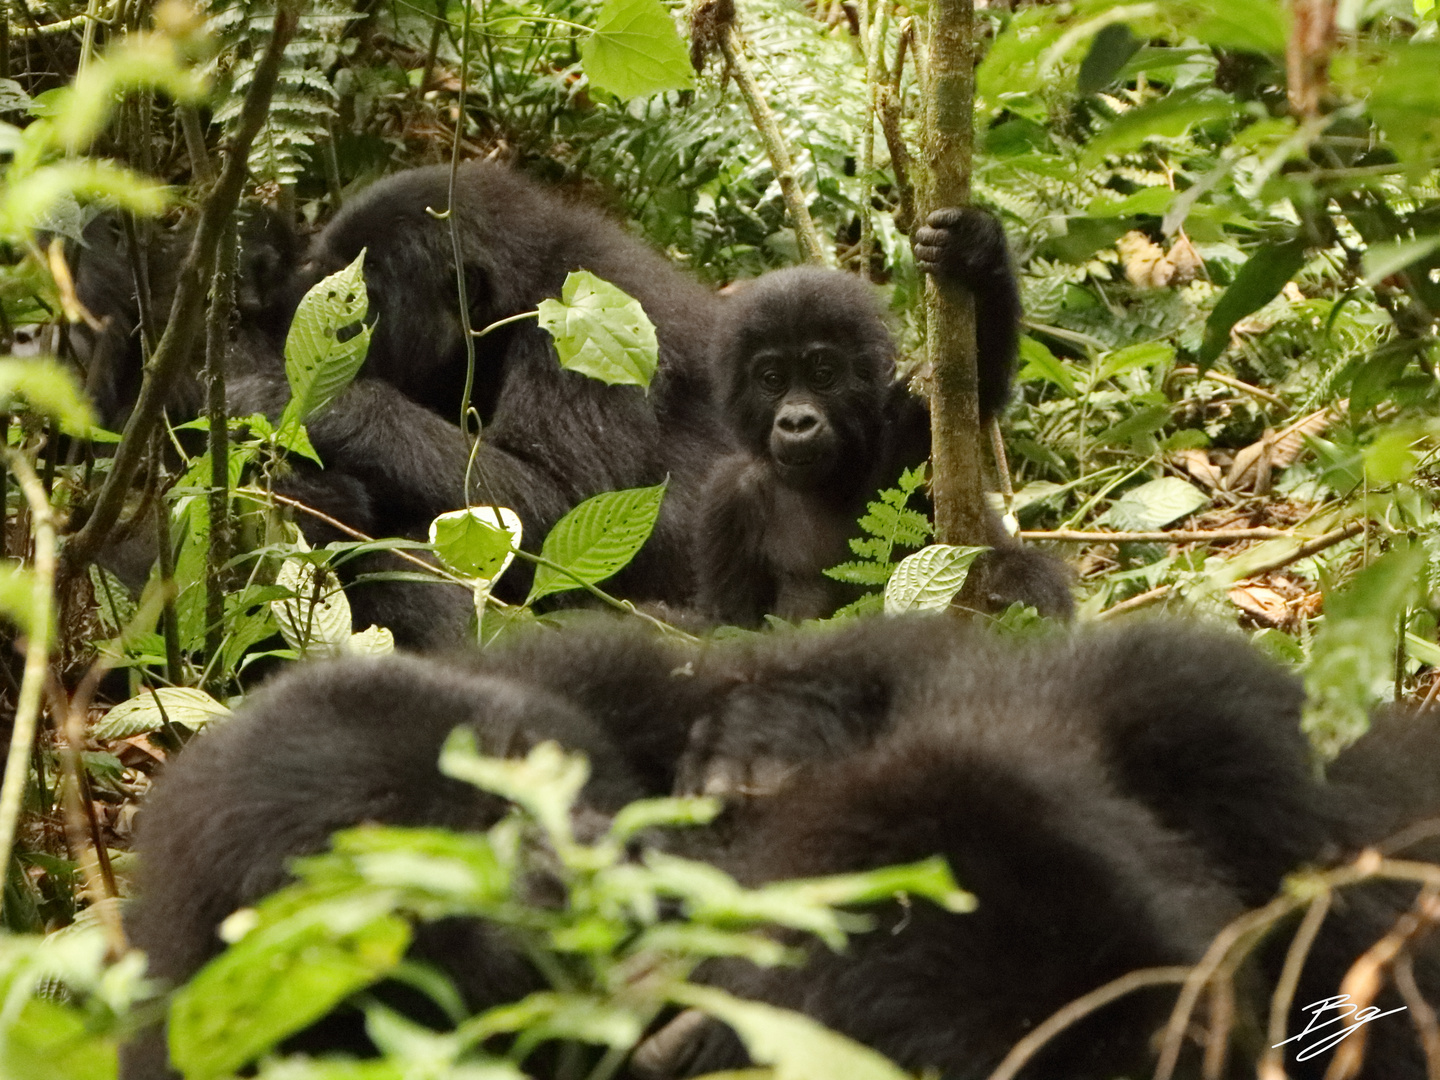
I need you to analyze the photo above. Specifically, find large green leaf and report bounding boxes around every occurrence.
[1197,239,1306,367]
[278,252,372,459]
[0,358,95,433]
[673,985,912,1080]
[883,545,985,616]
[1082,88,1237,166]
[93,686,231,739]
[169,899,409,1080]
[579,0,694,100]
[537,271,659,389]
[430,506,522,585]
[527,482,667,603]
[1098,477,1209,531]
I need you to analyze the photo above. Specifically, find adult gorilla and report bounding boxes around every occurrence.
[236,163,1048,644]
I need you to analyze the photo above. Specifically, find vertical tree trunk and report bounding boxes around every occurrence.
[922,0,985,546]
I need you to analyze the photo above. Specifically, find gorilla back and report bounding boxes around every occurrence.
[239,162,732,631]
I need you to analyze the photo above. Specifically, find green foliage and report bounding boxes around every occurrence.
[537,271,660,390]
[431,506,523,586]
[159,737,967,1076]
[580,0,694,101]
[883,545,987,616]
[278,252,372,462]
[527,482,668,603]
[825,465,931,592]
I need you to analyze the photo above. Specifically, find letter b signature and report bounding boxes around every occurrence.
[1273,995,1407,1062]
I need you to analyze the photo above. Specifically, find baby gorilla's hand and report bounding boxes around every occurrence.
[913,206,1011,290]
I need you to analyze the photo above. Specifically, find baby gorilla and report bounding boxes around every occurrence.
[695,210,1073,627]
[123,618,1440,1079]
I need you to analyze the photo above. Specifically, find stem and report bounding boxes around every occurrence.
[152,448,184,686]
[719,23,826,265]
[1022,527,1289,543]
[508,548,698,642]
[180,105,214,185]
[64,3,300,569]
[0,451,54,900]
[921,0,985,546]
[204,220,237,692]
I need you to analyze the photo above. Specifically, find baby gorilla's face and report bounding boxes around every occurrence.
[749,342,848,482]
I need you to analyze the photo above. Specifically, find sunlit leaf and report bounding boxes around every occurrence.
[93,687,232,739]
[537,271,659,389]
[579,0,694,100]
[883,545,984,616]
[527,482,667,603]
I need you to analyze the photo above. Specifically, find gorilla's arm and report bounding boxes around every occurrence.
[912,207,1022,420]
[694,455,777,628]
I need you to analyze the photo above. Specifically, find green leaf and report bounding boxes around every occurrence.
[537,271,659,389]
[1077,23,1141,95]
[579,0,694,100]
[527,482,667,603]
[277,252,371,455]
[170,900,410,1080]
[0,358,95,433]
[93,686,232,739]
[1017,337,1077,396]
[1198,239,1306,367]
[0,561,42,639]
[1094,341,1176,383]
[673,985,912,1080]
[823,561,894,586]
[1362,236,1440,286]
[272,556,353,658]
[883,545,986,616]
[430,506,522,585]
[1305,545,1426,754]
[1094,405,1173,446]
[1082,88,1236,167]
[1098,477,1209,531]
[346,625,395,656]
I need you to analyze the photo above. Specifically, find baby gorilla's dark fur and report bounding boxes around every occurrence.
[124,618,1440,1079]
[694,210,1073,627]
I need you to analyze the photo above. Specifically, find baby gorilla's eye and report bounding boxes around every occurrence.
[758,369,787,392]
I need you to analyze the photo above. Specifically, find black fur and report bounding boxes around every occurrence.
[228,163,734,646]
[693,214,1072,627]
[124,617,1440,1079]
[69,208,298,429]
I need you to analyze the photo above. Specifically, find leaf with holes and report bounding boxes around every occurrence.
[272,556,352,658]
[527,483,667,603]
[538,271,659,389]
[883,545,986,616]
[277,252,371,459]
[430,506,522,585]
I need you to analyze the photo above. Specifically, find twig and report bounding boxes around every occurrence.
[179,106,214,185]
[63,2,300,569]
[1237,520,1368,578]
[258,489,473,588]
[983,966,1192,1080]
[1095,584,1172,621]
[1393,953,1440,1080]
[1259,889,1333,1078]
[719,24,826,264]
[1023,527,1289,543]
[203,220,237,691]
[44,676,125,955]
[1169,365,1287,408]
[0,451,55,892]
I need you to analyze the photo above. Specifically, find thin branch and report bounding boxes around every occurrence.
[983,966,1192,1080]
[1022,527,1289,543]
[1095,583,1172,621]
[719,24,826,264]
[1259,890,1333,1078]
[63,2,300,569]
[45,676,125,955]
[0,451,55,891]
[203,220,237,691]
